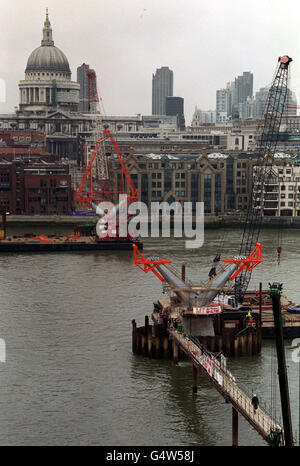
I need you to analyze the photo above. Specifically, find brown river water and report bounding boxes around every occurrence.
[0,224,298,445]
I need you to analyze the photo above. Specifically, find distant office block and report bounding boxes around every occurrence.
[152,66,173,115]
[77,63,97,113]
[253,86,297,119]
[166,96,185,130]
[216,73,253,119]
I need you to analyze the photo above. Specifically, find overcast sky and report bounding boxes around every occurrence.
[1,0,300,124]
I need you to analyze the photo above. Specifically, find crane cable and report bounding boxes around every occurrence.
[208,231,227,280]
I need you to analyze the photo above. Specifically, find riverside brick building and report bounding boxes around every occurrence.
[0,159,71,214]
[108,148,300,217]
[0,130,45,148]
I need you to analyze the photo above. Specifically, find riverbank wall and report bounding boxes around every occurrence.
[5,214,300,229]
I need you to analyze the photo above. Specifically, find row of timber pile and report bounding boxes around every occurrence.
[132,311,262,359]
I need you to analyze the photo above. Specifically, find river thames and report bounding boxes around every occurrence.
[0,225,298,445]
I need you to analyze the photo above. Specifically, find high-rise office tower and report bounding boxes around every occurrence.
[234,72,253,105]
[166,96,185,130]
[77,63,97,113]
[152,66,173,115]
[216,82,234,121]
[216,72,253,119]
[253,86,297,118]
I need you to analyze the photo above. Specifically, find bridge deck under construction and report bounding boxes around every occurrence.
[169,328,282,445]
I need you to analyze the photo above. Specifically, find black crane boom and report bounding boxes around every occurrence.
[235,56,293,301]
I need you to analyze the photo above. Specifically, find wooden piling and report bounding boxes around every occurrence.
[192,365,198,393]
[248,331,253,355]
[224,329,231,356]
[232,407,239,446]
[217,335,223,352]
[163,337,169,360]
[173,339,178,364]
[240,335,247,356]
[132,319,137,354]
[252,332,257,355]
[154,336,160,358]
[136,328,141,354]
[147,326,153,358]
[141,333,146,356]
[234,337,239,357]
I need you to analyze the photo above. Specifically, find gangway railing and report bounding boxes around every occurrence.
[169,329,284,445]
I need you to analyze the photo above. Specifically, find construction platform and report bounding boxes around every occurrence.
[0,235,143,252]
[240,289,300,339]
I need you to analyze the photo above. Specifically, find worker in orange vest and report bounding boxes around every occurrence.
[247,310,253,326]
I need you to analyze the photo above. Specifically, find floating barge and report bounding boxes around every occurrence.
[0,235,142,252]
[0,217,142,252]
[240,289,300,339]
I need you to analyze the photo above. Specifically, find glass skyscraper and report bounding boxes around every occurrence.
[152,66,173,115]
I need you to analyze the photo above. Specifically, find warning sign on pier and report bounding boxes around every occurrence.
[192,305,221,315]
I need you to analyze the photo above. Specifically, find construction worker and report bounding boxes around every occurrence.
[208,266,216,279]
[252,394,259,411]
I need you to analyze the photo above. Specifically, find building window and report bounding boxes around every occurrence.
[204,173,212,214]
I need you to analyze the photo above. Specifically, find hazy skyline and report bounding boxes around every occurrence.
[1,0,300,124]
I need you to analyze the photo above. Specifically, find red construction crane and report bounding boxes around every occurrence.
[77,63,110,202]
[75,64,139,240]
[74,129,138,239]
[75,129,138,206]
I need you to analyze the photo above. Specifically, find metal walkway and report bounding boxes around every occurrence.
[170,329,283,445]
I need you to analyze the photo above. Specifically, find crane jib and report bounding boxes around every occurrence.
[236,55,292,302]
